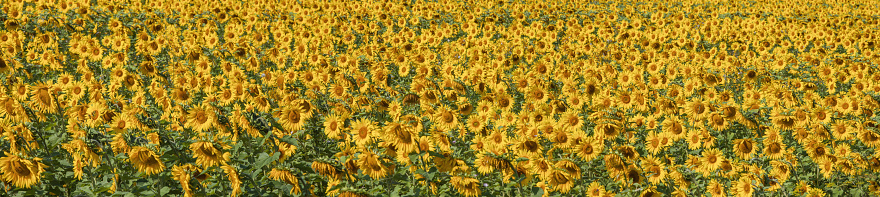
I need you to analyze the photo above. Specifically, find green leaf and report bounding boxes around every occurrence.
[279,135,298,145]
[254,152,280,170]
[257,129,273,147]
[160,187,171,196]
[81,185,96,197]
[531,187,543,197]
[293,161,314,173]
[391,186,402,197]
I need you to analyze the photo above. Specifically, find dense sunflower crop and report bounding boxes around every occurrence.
[2,0,880,196]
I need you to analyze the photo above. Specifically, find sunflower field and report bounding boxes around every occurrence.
[2,0,880,196]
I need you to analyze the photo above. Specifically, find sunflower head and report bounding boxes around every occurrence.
[0,154,47,188]
[128,147,165,176]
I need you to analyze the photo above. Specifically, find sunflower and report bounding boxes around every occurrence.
[527,86,549,104]
[274,105,305,132]
[641,156,667,184]
[734,176,755,197]
[350,118,377,147]
[190,141,229,168]
[358,151,390,179]
[323,114,345,140]
[433,105,459,132]
[0,55,14,74]
[733,138,757,160]
[515,138,542,158]
[128,146,165,176]
[171,164,196,197]
[594,122,621,140]
[485,129,508,151]
[763,140,787,160]
[29,82,57,114]
[186,103,217,133]
[707,179,727,197]
[0,154,47,188]
[805,141,829,162]
[560,111,583,131]
[645,131,664,155]
[830,121,855,140]
[702,148,724,173]
[686,129,703,150]
[383,121,418,155]
[586,181,606,197]
[661,116,686,140]
[465,114,486,134]
[450,176,481,197]
[268,168,302,195]
[684,99,709,120]
[64,82,87,103]
[708,113,729,131]
[548,169,574,193]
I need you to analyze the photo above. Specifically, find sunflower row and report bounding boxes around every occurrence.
[2,0,880,196]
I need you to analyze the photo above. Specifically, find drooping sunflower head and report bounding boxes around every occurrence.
[128,146,165,176]
[190,141,228,168]
[0,154,47,189]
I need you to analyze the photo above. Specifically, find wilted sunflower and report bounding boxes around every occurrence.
[128,146,165,176]
[171,164,197,197]
[0,154,47,188]
[621,165,643,186]
[312,160,341,181]
[190,141,229,168]
[358,151,390,179]
[268,168,302,195]
[29,82,57,114]
[771,113,797,131]
[616,145,640,161]
[858,128,880,148]
[450,176,481,197]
